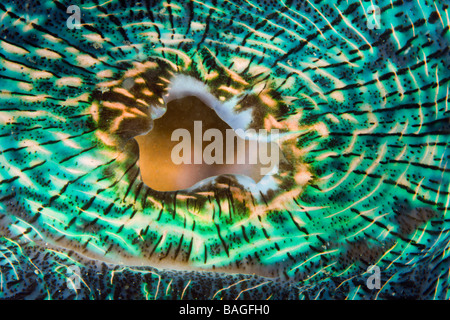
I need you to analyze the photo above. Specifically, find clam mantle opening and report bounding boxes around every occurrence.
[135,96,279,191]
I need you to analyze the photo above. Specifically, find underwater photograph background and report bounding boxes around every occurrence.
[0,0,449,300]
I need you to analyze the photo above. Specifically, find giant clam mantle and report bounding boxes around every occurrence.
[0,0,449,299]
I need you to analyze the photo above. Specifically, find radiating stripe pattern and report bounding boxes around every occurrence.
[0,0,449,299]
